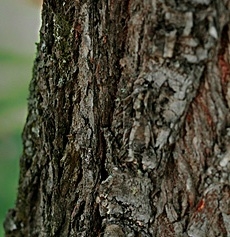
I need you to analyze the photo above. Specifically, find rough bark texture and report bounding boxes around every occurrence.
[4,0,230,236]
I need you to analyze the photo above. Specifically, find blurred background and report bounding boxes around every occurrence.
[0,0,42,235]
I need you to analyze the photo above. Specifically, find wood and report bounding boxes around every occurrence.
[4,0,230,236]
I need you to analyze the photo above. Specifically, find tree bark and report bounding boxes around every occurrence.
[4,0,230,236]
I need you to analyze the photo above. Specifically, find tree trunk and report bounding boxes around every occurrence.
[4,0,230,236]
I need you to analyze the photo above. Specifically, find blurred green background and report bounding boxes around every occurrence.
[0,0,41,235]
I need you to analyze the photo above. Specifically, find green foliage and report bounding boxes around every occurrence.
[0,135,20,237]
[0,49,33,236]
